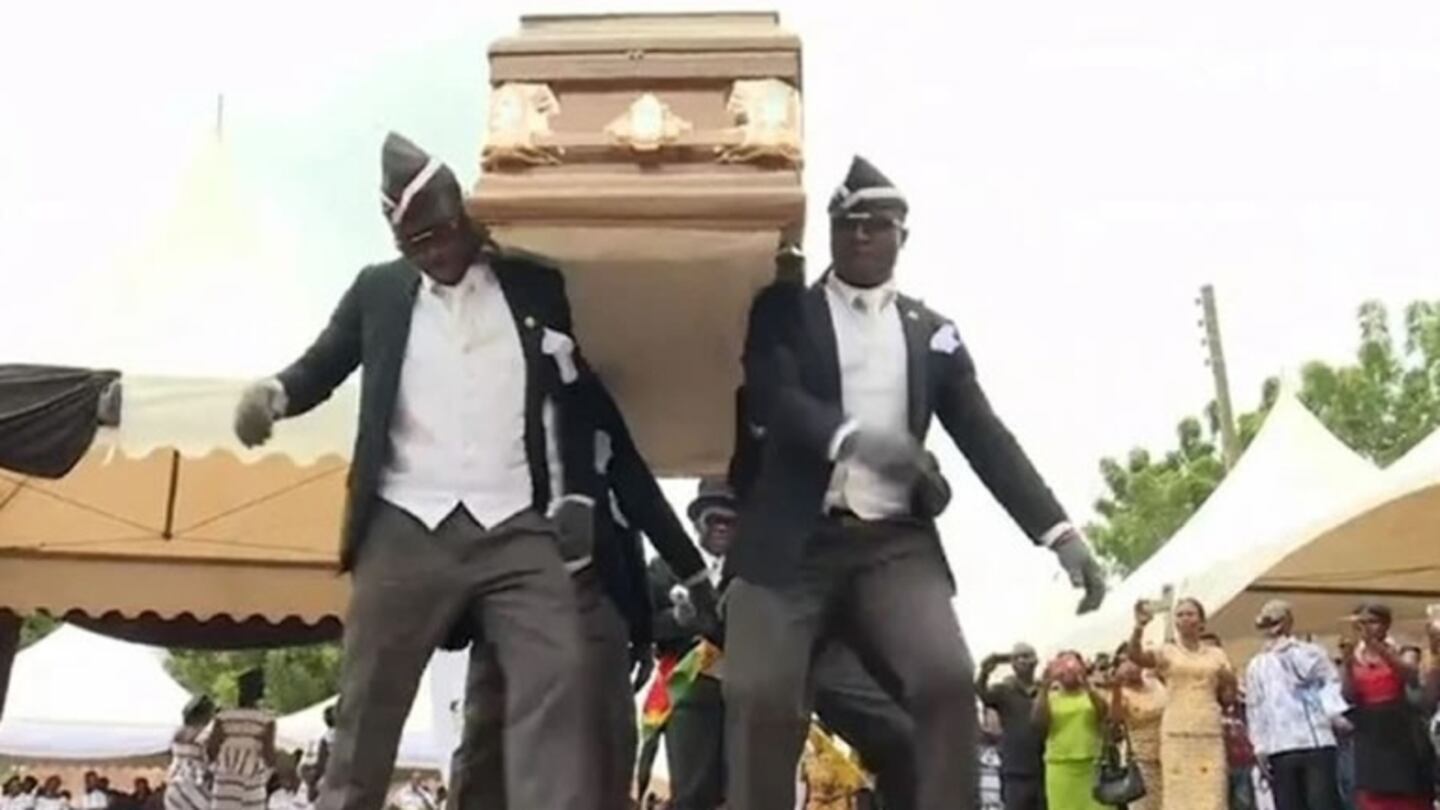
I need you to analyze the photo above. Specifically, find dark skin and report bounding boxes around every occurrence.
[978,648,1040,697]
[1130,599,1237,695]
[830,204,909,289]
[1032,655,1109,734]
[698,508,737,558]
[1342,610,1417,702]
[393,198,489,286]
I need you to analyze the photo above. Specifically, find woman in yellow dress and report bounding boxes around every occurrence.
[1110,644,1168,810]
[1128,598,1233,810]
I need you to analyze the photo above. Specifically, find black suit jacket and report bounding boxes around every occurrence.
[730,277,1068,586]
[588,384,706,648]
[275,251,594,571]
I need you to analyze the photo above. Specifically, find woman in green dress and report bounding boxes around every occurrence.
[1035,650,1110,810]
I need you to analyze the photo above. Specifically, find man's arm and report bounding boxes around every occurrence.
[976,655,1003,706]
[741,283,849,461]
[275,271,367,416]
[647,558,693,646]
[930,323,1068,544]
[594,383,706,583]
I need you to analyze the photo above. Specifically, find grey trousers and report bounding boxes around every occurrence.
[724,517,977,810]
[667,644,917,810]
[319,501,592,810]
[448,569,634,810]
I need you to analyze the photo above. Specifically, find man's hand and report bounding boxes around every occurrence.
[234,380,285,448]
[1052,529,1106,614]
[1332,715,1354,736]
[841,429,924,484]
[688,580,724,645]
[631,644,656,693]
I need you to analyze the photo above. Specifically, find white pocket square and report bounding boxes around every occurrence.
[930,323,963,355]
[541,327,579,383]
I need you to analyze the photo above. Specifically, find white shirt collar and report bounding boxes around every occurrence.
[419,260,492,297]
[826,271,897,314]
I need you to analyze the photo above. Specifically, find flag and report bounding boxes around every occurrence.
[640,640,723,739]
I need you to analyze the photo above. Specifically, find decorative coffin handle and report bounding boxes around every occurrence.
[715,78,803,168]
[604,93,694,153]
[482,82,565,169]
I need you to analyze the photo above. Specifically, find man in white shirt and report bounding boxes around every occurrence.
[79,775,105,810]
[233,133,598,810]
[723,156,1106,810]
[1245,600,1349,810]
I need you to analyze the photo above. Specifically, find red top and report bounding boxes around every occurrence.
[1349,656,1405,706]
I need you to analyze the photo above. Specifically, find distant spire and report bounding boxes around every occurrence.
[215,94,225,142]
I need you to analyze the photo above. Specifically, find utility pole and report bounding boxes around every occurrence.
[1198,284,1241,468]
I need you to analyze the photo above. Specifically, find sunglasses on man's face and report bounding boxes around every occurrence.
[397,219,464,251]
[833,213,904,237]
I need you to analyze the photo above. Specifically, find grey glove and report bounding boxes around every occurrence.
[840,428,924,484]
[688,579,723,645]
[234,380,285,448]
[549,495,596,565]
[631,644,656,693]
[1053,529,1106,614]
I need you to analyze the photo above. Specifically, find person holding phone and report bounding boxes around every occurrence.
[1129,598,1234,810]
[1340,602,1433,810]
[979,645,1047,810]
[1033,652,1108,810]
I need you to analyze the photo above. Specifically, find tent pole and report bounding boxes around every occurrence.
[162,450,180,540]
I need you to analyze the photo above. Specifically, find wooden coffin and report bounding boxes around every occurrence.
[469,12,805,476]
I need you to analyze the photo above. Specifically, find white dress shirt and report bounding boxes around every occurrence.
[822,273,912,520]
[378,262,532,531]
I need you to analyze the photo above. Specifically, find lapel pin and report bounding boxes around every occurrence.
[524,316,537,329]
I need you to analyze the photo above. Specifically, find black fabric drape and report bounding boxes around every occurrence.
[65,611,343,649]
[0,364,120,478]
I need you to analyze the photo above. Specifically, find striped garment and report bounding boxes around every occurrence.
[211,708,274,810]
[165,740,210,810]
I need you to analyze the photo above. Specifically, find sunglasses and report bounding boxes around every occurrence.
[833,213,905,237]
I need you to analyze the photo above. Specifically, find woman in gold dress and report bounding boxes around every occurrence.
[1128,598,1233,810]
[1110,644,1168,810]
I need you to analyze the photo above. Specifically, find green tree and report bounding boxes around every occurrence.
[1299,300,1440,466]
[166,644,341,715]
[1087,380,1277,575]
[1088,298,1440,576]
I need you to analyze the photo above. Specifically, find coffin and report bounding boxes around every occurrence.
[469,12,805,476]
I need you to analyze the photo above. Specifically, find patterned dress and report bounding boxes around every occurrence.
[1115,679,1168,810]
[165,737,211,810]
[211,708,273,810]
[1157,643,1230,810]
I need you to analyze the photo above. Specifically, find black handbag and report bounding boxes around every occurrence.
[1093,724,1147,807]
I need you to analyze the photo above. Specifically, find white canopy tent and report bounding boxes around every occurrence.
[1036,390,1380,658]
[277,649,466,774]
[1200,423,1440,651]
[0,625,191,760]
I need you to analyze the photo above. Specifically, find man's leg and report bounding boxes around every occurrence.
[574,573,638,810]
[1300,749,1341,810]
[447,642,506,810]
[723,575,831,810]
[1269,752,1308,810]
[320,503,471,810]
[812,642,916,810]
[1000,775,1043,810]
[841,523,977,810]
[468,512,592,810]
[666,675,725,810]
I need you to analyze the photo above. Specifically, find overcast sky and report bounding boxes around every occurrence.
[4,0,1438,653]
